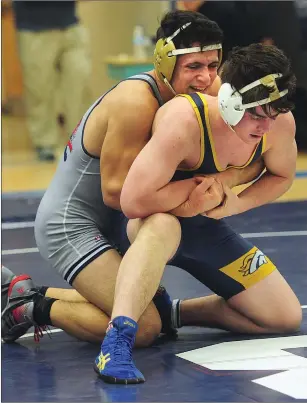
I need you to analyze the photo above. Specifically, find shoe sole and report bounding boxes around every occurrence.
[93,364,145,384]
[1,318,32,343]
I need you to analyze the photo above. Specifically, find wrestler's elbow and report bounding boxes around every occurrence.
[120,198,146,218]
[103,192,121,210]
[120,190,149,219]
[122,207,147,219]
[101,179,123,209]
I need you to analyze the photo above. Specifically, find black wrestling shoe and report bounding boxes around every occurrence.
[2,273,38,343]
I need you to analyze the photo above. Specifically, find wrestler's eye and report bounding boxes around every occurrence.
[188,63,218,70]
[251,115,263,121]
[250,114,265,121]
[188,63,202,69]
[208,63,219,69]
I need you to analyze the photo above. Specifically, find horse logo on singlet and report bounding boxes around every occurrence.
[239,249,267,276]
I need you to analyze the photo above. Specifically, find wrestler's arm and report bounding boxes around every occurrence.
[207,113,296,219]
[120,97,209,218]
[212,157,265,188]
[237,113,297,212]
[100,89,157,210]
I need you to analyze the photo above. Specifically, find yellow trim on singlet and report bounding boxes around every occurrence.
[197,93,266,172]
[176,94,205,171]
[262,133,267,153]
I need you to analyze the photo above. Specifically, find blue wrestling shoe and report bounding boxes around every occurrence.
[94,316,145,384]
[153,285,178,338]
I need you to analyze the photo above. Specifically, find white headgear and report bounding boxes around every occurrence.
[218,73,288,126]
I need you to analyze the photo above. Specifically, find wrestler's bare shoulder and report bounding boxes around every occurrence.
[266,111,296,149]
[89,79,160,131]
[104,79,160,111]
[154,94,198,123]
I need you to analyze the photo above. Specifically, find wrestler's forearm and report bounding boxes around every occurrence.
[237,171,293,213]
[121,178,198,218]
[217,158,265,188]
[168,199,197,217]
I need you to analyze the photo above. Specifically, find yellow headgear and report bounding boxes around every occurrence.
[154,22,222,93]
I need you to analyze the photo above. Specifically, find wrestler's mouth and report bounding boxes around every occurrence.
[190,86,207,93]
[249,133,263,140]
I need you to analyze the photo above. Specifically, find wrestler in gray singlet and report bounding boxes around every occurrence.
[34,74,163,285]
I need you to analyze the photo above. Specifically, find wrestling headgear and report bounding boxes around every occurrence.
[218,73,289,126]
[154,22,222,93]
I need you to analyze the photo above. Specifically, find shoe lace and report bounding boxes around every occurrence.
[34,325,52,343]
[113,333,133,363]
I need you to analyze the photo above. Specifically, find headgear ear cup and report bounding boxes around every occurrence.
[154,38,177,83]
[154,23,192,84]
[218,83,245,126]
[218,74,289,126]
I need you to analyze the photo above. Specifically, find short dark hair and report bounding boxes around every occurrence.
[156,10,223,50]
[220,43,296,117]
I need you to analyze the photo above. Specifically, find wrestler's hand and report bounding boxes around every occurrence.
[189,176,225,214]
[194,171,234,190]
[203,184,243,219]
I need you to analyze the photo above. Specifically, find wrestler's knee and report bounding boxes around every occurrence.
[265,303,302,333]
[127,213,181,242]
[264,288,302,333]
[229,270,302,334]
[143,213,181,243]
[239,298,302,334]
[135,309,162,348]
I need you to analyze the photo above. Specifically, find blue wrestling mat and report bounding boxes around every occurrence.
[2,194,307,402]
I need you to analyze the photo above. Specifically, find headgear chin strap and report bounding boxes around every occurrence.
[154,22,222,94]
[218,73,289,127]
